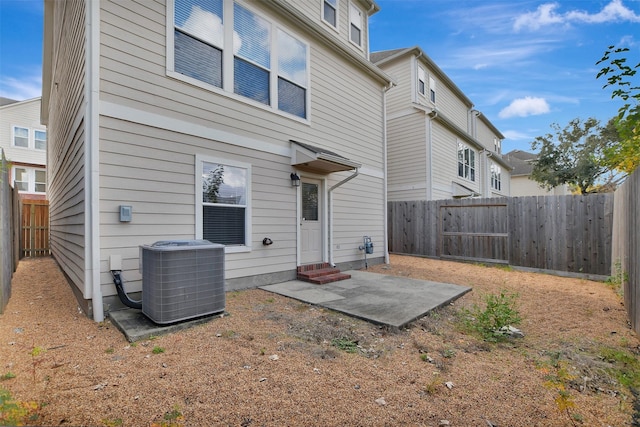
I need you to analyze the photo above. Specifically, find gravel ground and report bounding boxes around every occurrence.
[1,255,638,426]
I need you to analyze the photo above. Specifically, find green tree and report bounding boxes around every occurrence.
[596,45,640,175]
[203,165,224,203]
[530,117,620,194]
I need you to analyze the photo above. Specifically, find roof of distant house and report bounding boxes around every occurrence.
[503,150,537,176]
[0,97,18,106]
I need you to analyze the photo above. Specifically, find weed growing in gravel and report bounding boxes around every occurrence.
[0,372,16,381]
[331,337,359,353]
[599,346,640,389]
[151,404,184,427]
[458,290,522,342]
[152,346,165,354]
[0,388,39,425]
[606,260,627,296]
[101,417,123,426]
[105,347,115,354]
[539,352,580,426]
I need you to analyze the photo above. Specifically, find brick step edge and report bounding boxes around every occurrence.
[306,273,352,285]
[297,267,342,279]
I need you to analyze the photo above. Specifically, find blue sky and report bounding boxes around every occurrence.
[1,0,638,154]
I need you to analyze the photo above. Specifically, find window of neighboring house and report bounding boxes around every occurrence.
[34,130,47,151]
[494,137,501,154]
[349,2,362,47]
[13,126,29,148]
[35,170,47,193]
[490,163,501,191]
[457,142,476,182]
[429,76,436,103]
[199,157,250,250]
[174,0,224,88]
[417,66,426,97]
[171,0,309,119]
[323,0,338,28]
[13,168,28,191]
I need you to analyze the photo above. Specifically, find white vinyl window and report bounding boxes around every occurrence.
[418,66,426,96]
[322,0,338,28]
[429,76,436,103]
[13,126,29,148]
[12,167,46,194]
[457,142,476,182]
[197,155,251,252]
[35,130,47,151]
[349,2,362,47]
[171,0,309,119]
[494,137,501,154]
[490,163,501,191]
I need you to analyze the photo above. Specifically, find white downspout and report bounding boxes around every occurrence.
[87,0,103,322]
[383,82,394,264]
[328,169,359,267]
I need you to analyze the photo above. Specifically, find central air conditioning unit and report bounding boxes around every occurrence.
[140,240,225,324]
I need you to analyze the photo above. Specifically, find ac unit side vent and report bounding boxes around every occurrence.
[141,240,225,324]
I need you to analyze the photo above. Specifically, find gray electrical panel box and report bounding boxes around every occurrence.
[140,240,225,324]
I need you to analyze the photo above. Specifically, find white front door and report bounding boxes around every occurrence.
[300,177,323,264]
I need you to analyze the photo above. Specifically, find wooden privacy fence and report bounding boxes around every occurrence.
[611,168,640,335]
[21,200,50,258]
[388,193,614,277]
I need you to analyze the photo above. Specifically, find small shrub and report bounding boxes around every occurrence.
[0,388,39,425]
[459,290,522,342]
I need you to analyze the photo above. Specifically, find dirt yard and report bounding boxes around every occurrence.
[1,255,638,426]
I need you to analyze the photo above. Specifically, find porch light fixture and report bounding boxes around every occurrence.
[290,172,301,187]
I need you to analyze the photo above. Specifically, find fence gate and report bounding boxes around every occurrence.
[21,200,49,258]
[438,202,508,264]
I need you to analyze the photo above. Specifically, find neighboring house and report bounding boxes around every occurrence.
[504,150,571,196]
[371,47,511,201]
[41,0,393,321]
[0,97,47,200]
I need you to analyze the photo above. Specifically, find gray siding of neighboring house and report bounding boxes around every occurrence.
[386,112,427,201]
[95,0,386,298]
[0,98,47,167]
[45,0,88,299]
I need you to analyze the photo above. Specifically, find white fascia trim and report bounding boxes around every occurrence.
[100,101,290,158]
[87,0,104,322]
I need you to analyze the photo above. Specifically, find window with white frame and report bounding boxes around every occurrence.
[490,162,501,191]
[199,157,250,248]
[349,2,362,47]
[323,0,338,28]
[172,0,309,119]
[457,142,476,182]
[35,130,47,151]
[429,76,436,103]
[12,167,46,194]
[13,126,29,148]
[418,66,426,96]
[494,137,501,154]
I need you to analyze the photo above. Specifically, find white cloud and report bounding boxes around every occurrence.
[501,129,535,140]
[499,97,550,118]
[514,0,640,31]
[514,3,564,31]
[0,74,42,101]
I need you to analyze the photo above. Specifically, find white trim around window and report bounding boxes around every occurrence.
[195,154,252,253]
[490,162,502,191]
[322,0,339,30]
[167,0,311,122]
[417,66,426,97]
[348,1,363,48]
[11,126,47,151]
[457,141,476,182]
[12,166,47,194]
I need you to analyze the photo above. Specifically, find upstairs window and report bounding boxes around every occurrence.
[171,0,309,119]
[429,76,436,103]
[494,137,501,154]
[174,0,224,88]
[13,127,28,148]
[199,157,250,249]
[35,130,47,151]
[417,66,426,96]
[323,0,338,28]
[13,168,28,191]
[35,170,47,193]
[490,163,502,191]
[11,167,46,193]
[457,142,476,182]
[349,2,362,47]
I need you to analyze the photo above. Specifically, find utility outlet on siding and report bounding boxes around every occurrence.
[109,254,122,271]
